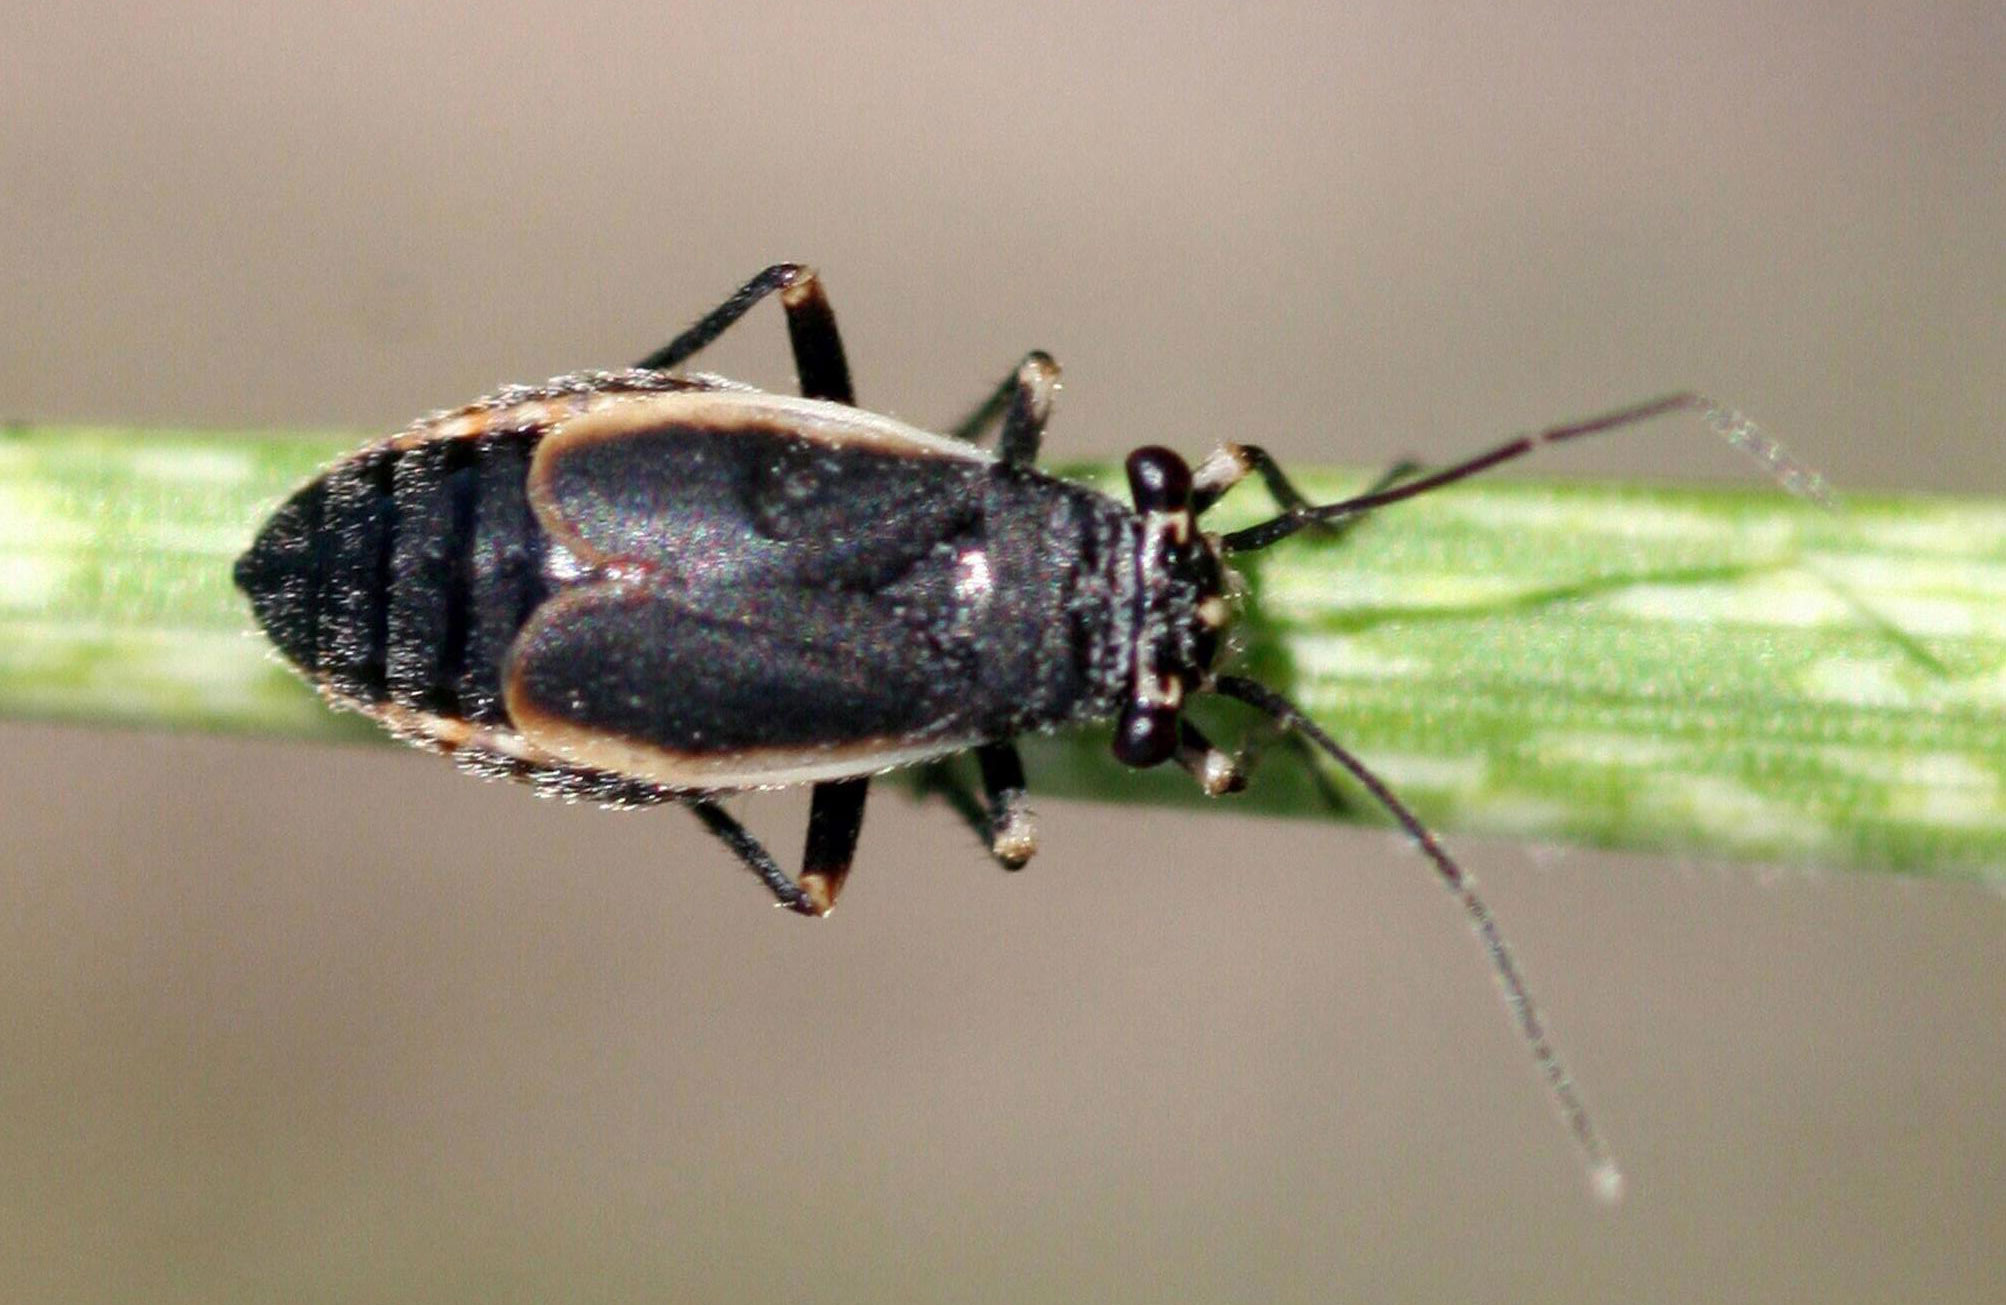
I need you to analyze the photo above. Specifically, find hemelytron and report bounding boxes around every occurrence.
[237,262,1824,1198]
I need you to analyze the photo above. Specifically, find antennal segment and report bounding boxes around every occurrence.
[1222,392,1834,555]
[1212,674,1625,1203]
[1702,399,1836,508]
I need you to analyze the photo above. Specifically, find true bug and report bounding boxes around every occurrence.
[237,263,1826,1197]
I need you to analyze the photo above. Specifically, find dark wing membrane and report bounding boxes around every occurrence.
[503,580,985,785]
[531,415,989,591]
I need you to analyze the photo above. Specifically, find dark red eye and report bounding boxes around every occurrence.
[1112,704,1178,768]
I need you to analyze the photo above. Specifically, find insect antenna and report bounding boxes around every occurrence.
[1221,392,1834,555]
[1211,674,1625,1204]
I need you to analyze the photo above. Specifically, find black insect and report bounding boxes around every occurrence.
[237,263,1816,1197]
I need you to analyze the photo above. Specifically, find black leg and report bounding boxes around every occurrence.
[946,372,1014,445]
[635,263,856,405]
[975,742,1037,867]
[685,777,870,917]
[686,799,822,916]
[800,778,871,914]
[1174,719,1246,796]
[915,743,1039,869]
[945,352,1059,468]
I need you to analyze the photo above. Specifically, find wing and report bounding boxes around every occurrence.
[502,581,986,789]
[527,388,993,592]
[505,387,1109,788]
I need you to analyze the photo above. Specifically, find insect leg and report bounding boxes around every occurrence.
[975,742,1037,867]
[686,799,821,915]
[1175,719,1247,796]
[915,744,1040,868]
[944,352,1059,468]
[635,263,856,405]
[686,781,873,917]
[799,778,871,915]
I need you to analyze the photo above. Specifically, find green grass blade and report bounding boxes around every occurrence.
[3,423,2001,883]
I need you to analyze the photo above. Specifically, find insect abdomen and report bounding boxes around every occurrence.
[235,431,547,723]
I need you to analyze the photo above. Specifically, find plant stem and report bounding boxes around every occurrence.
[4,423,2002,883]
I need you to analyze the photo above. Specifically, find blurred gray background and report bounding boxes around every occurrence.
[4,3,2001,1302]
